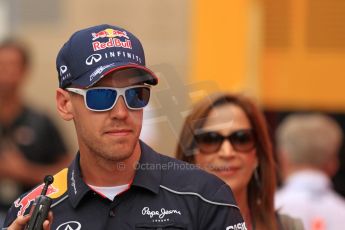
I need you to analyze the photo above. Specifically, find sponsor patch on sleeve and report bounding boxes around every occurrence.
[14,168,68,216]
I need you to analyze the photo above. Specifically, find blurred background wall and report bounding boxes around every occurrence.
[0,0,344,195]
[192,0,345,110]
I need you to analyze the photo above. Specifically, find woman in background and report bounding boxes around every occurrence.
[175,92,303,230]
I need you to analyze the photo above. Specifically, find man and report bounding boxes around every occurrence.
[275,113,345,230]
[0,39,70,226]
[3,24,245,230]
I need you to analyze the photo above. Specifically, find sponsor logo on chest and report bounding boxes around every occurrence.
[141,206,182,223]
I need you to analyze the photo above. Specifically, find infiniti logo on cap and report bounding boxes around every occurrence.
[85,54,102,65]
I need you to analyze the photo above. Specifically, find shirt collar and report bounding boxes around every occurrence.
[131,141,161,194]
[285,169,331,192]
[67,141,162,208]
[67,153,92,208]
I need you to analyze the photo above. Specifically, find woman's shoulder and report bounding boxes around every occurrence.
[277,213,305,230]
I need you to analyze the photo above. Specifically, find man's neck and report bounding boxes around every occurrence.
[283,165,321,180]
[79,142,141,186]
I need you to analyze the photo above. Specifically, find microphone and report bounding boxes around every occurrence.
[25,175,54,230]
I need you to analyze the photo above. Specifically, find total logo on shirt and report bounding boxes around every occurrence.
[226,222,247,230]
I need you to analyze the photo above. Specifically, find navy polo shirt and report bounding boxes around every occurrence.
[3,141,246,230]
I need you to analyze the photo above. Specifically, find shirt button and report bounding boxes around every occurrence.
[109,210,116,217]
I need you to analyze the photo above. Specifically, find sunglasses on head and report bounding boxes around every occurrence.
[66,85,151,111]
[194,129,256,154]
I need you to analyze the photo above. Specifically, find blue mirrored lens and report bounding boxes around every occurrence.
[86,89,116,110]
[125,87,150,109]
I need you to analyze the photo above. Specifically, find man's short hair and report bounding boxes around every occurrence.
[276,113,343,167]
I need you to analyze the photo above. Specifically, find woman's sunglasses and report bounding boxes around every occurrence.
[66,85,151,111]
[194,129,256,154]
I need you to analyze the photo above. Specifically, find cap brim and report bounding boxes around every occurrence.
[70,63,158,88]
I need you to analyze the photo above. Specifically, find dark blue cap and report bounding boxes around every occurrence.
[56,24,158,89]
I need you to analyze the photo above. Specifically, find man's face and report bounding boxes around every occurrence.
[69,69,145,162]
[0,47,27,95]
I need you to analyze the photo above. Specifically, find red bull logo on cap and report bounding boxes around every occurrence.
[14,184,58,216]
[92,38,132,51]
[92,28,130,41]
[91,28,132,51]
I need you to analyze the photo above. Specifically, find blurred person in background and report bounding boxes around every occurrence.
[176,92,304,230]
[0,39,71,225]
[275,113,345,230]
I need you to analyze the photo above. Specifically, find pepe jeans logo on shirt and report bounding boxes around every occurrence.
[142,207,182,221]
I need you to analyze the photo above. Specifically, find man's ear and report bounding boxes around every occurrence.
[56,88,74,121]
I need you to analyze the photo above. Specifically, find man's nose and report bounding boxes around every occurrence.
[109,96,129,119]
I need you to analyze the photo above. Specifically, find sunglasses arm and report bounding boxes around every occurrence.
[65,88,86,96]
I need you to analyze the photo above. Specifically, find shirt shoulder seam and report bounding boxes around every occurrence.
[159,185,239,209]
